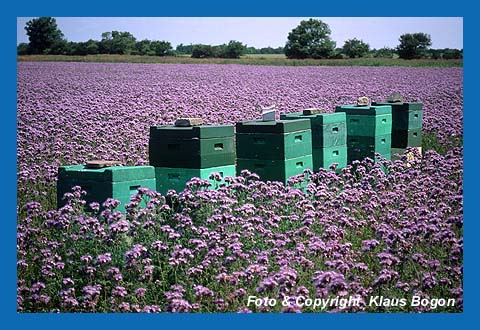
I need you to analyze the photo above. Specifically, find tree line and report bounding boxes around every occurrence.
[18,17,463,60]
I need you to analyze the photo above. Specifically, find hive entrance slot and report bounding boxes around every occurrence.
[381,139,386,144]
[413,132,418,137]
[382,119,387,123]
[296,162,303,168]
[214,143,224,150]
[350,119,360,123]
[332,127,339,133]
[130,185,141,192]
[333,150,339,156]
[294,135,303,142]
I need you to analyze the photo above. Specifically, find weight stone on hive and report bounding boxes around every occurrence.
[303,108,326,115]
[386,92,405,103]
[356,96,370,107]
[174,118,204,127]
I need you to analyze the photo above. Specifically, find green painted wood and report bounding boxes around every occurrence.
[154,165,236,194]
[236,154,313,184]
[236,130,312,160]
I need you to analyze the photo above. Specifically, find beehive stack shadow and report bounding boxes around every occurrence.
[235,119,313,185]
[280,108,347,172]
[148,118,236,195]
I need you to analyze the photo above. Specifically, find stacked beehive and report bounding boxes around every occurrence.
[280,109,347,171]
[374,98,423,159]
[335,100,392,163]
[57,162,156,212]
[235,119,313,184]
[149,121,236,194]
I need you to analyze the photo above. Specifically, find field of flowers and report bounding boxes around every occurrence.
[17,62,463,312]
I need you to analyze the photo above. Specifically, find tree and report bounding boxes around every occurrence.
[191,44,216,58]
[17,43,30,55]
[150,41,173,56]
[218,40,245,58]
[111,31,136,55]
[134,39,153,55]
[342,38,370,58]
[397,33,432,59]
[284,19,336,59]
[99,32,113,54]
[98,31,136,55]
[442,48,463,60]
[24,17,65,54]
[85,39,99,55]
[176,43,194,55]
[374,47,396,58]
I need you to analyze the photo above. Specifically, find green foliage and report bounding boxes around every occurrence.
[218,40,246,59]
[330,48,347,59]
[397,33,432,60]
[342,38,370,58]
[374,47,396,58]
[422,130,463,155]
[176,43,194,55]
[17,43,30,55]
[97,31,137,55]
[25,17,65,55]
[442,49,463,59]
[85,39,99,55]
[191,41,245,59]
[150,41,174,56]
[284,19,336,59]
[429,48,463,60]
[191,44,216,58]
[244,46,284,55]
[111,31,136,55]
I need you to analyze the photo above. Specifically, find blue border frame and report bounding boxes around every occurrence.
[4,1,474,329]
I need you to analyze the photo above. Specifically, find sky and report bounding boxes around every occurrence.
[16,17,463,49]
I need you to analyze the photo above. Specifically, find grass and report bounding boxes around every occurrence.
[422,131,463,155]
[17,54,463,67]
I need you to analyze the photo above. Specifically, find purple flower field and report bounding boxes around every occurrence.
[17,62,463,312]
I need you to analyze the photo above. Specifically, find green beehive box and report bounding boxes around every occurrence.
[280,112,347,148]
[335,104,392,116]
[344,114,392,137]
[150,125,234,139]
[149,125,235,168]
[347,134,391,150]
[391,128,422,148]
[236,119,312,160]
[312,146,347,171]
[347,134,391,163]
[236,154,312,184]
[373,102,423,130]
[347,147,391,163]
[57,165,156,212]
[235,119,311,134]
[236,130,312,160]
[154,164,236,195]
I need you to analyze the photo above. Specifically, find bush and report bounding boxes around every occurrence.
[191,44,216,58]
[17,43,30,55]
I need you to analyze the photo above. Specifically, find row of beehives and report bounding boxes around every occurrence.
[57,97,423,212]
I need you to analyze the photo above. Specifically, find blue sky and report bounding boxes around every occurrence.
[16,17,463,49]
